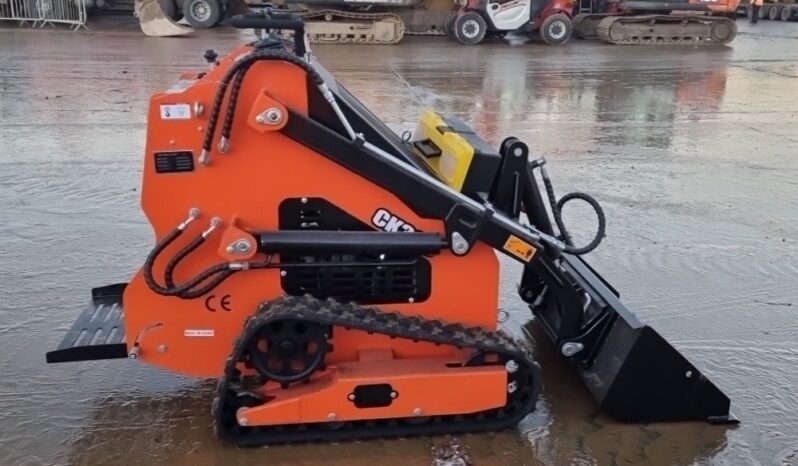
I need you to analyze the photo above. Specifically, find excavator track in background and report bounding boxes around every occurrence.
[595,15,737,45]
[299,9,405,44]
[212,295,541,446]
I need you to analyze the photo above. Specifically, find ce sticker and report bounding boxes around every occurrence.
[204,294,232,312]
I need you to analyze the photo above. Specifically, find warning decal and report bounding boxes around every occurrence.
[503,235,536,262]
[160,103,191,120]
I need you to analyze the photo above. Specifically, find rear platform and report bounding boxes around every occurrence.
[46,284,128,363]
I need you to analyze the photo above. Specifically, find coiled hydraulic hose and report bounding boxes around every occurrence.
[143,210,280,299]
[533,162,606,255]
[164,234,205,288]
[143,211,233,298]
[202,49,325,161]
[143,231,229,298]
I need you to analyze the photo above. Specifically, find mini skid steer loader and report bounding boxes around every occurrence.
[46,12,736,446]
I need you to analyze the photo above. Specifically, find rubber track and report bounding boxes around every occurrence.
[597,15,737,45]
[300,10,405,45]
[212,295,541,446]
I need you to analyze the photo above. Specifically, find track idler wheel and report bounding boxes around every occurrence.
[245,319,329,384]
[710,19,736,45]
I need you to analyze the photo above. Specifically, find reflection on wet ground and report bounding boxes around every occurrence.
[1,17,797,466]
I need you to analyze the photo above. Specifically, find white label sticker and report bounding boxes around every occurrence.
[160,103,191,120]
[184,329,214,337]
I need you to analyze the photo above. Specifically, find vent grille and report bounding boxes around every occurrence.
[278,198,431,304]
[282,254,430,304]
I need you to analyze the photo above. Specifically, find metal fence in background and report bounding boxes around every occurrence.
[0,0,88,30]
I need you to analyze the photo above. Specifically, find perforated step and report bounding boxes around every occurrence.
[46,283,129,363]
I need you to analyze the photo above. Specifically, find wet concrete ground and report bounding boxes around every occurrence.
[1,16,797,466]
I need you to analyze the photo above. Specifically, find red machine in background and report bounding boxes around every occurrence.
[572,0,739,45]
[446,0,576,45]
[445,0,739,46]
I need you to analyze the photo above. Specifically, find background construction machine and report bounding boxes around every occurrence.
[737,0,798,21]
[133,0,455,41]
[446,0,576,45]
[133,0,249,35]
[126,0,748,42]
[278,0,455,44]
[572,0,740,45]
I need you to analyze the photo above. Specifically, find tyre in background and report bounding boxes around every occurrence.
[454,11,487,45]
[540,13,572,45]
[182,0,221,29]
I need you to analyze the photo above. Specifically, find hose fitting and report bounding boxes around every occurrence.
[202,217,223,238]
[177,208,201,230]
[229,261,251,271]
[217,136,230,154]
[199,149,211,166]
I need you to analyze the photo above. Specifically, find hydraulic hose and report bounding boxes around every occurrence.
[202,49,325,161]
[164,234,206,288]
[143,227,189,296]
[145,235,236,299]
[143,213,234,299]
[218,70,247,153]
[536,165,606,255]
[177,256,274,299]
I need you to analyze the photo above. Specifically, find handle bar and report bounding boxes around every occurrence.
[230,12,307,57]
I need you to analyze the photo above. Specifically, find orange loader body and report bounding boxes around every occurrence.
[129,47,500,379]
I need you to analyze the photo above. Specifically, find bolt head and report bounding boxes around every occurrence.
[413,408,422,416]
[685,370,693,378]
[301,197,308,204]
[561,342,584,357]
[408,297,415,303]
[238,417,248,426]
[280,270,287,277]
[451,232,469,255]
[390,391,398,399]
[328,413,337,421]
[505,360,519,374]
[226,246,234,254]
[348,394,355,401]
[158,344,168,353]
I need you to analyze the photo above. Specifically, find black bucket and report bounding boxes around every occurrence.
[529,253,736,424]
